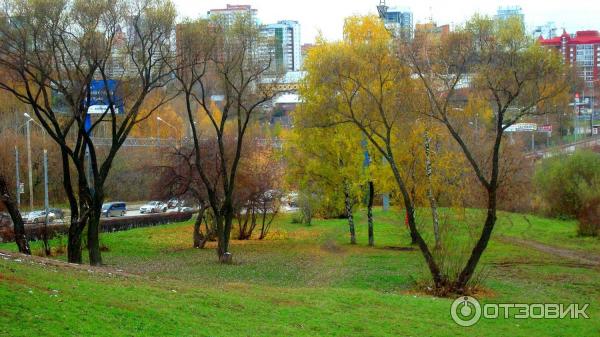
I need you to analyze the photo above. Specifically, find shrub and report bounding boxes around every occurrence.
[534,150,600,218]
[577,198,600,237]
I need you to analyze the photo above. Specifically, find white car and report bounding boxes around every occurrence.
[139,201,167,214]
[23,210,56,224]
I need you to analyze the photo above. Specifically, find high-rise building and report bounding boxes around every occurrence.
[495,6,524,22]
[381,6,413,39]
[261,20,302,72]
[539,30,600,85]
[540,30,600,113]
[207,4,259,24]
[533,22,558,40]
[301,44,314,62]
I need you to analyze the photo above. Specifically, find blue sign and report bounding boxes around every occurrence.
[87,80,124,114]
[84,114,92,135]
[361,139,371,168]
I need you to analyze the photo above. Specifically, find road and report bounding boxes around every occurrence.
[526,135,600,159]
[27,201,297,225]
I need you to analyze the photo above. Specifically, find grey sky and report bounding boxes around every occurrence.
[173,1,600,44]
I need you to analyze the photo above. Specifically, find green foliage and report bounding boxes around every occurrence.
[534,150,600,219]
[285,120,367,219]
[1,210,600,336]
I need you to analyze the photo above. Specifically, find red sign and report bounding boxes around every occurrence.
[539,125,553,133]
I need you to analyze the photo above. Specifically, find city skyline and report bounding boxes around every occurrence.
[173,0,600,44]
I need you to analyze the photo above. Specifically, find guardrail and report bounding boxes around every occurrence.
[526,135,600,159]
[0,212,194,243]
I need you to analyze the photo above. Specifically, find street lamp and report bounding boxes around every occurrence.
[588,79,600,136]
[21,113,47,212]
[156,116,179,147]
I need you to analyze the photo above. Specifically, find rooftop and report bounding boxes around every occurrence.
[539,30,600,45]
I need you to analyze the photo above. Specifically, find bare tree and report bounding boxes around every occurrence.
[171,14,279,263]
[154,144,220,249]
[0,0,176,265]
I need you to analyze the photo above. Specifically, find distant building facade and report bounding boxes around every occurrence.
[382,6,413,39]
[533,22,558,40]
[301,43,314,62]
[540,30,600,113]
[495,6,524,22]
[261,20,302,72]
[207,4,258,24]
[414,22,450,42]
[539,30,600,85]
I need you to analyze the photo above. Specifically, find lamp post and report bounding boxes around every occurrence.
[589,79,599,136]
[156,115,160,147]
[23,113,47,211]
[15,146,20,207]
[157,117,179,147]
[24,115,33,211]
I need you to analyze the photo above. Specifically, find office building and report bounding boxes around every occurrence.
[496,6,524,22]
[261,20,302,72]
[207,4,259,24]
[381,6,413,39]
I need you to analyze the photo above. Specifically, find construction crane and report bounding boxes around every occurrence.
[377,0,388,20]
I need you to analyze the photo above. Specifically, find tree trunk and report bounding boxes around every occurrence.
[344,184,356,245]
[408,209,418,245]
[454,190,497,291]
[367,181,375,247]
[193,204,208,249]
[87,209,102,266]
[389,158,445,289]
[220,212,233,263]
[67,221,84,264]
[216,199,234,263]
[424,132,441,250]
[0,175,30,255]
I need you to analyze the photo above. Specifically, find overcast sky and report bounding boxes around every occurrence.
[173,1,600,44]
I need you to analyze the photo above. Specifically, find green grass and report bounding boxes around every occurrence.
[1,209,599,336]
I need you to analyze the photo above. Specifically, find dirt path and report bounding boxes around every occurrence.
[498,236,600,268]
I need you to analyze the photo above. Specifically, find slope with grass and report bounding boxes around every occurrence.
[1,209,599,336]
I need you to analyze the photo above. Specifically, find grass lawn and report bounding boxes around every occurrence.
[1,208,599,336]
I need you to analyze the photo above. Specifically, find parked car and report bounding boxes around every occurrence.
[139,201,167,214]
[0,212,12,228]
[177,206,194,213]
[47,208,65,220]
[167,198,181,209]
[23,210,56,224]
[101,202,127,218]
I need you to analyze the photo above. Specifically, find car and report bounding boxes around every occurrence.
[167,198,181,209]
[177,206,194,213]
[101,202,127,218]
[23,210,56,224]
[47,208,65,220]
[139,201,167,214]
[0,212,12,228]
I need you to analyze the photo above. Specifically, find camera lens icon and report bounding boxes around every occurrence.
[451,296,482,327]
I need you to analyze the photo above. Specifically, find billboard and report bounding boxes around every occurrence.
[505,123,537,133]
[87,80,124,114]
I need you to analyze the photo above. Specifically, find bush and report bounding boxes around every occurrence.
[534,150,600,218]
[577,198,600,237]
